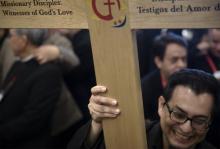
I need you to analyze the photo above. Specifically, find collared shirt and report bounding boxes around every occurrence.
[15,55,35,62]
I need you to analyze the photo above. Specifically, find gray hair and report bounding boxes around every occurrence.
[15,29,48,46]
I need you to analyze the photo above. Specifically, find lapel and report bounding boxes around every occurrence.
[0,61,24,101]
[0,76,16,101]
[0,58,39,101]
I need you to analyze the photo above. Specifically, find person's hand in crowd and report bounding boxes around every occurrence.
[34,45,60,64]
[87,85,120,145]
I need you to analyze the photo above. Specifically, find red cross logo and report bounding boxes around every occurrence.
[92,0,121,21]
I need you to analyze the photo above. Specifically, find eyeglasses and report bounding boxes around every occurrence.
[165,103,210,132]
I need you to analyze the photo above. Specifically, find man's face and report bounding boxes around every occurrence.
[155,43,187,80]
[158,86,213,149]
[209,29,220,58]
[9,29,27,56]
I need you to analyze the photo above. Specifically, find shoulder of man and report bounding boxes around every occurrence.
[197,140,217,149]
[145,120,158,131]
[39,61,60,71]
[29,60,62,80]
[141,70,160,88]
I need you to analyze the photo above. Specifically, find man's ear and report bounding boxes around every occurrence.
[158,96,166,117]
[154,56,162,69]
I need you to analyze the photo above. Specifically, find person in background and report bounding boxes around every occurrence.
[59,29,96,123]
[141,33,188,120]
[0,29,82,149]
[0,29,62,148]
[189,29,220,149]
[190,29,220,79]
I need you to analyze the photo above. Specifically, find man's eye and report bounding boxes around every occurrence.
[173,111,186,120]
[193,119,208,125]
[171,58,178,64]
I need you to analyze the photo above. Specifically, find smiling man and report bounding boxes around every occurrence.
[68,69,218,149]
[157,70,217,149]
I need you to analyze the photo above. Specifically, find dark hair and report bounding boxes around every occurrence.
[153,33,188,60]
[16,29,48,46]
[164,69,219,117]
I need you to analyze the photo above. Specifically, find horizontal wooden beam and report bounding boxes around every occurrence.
[0,0,88,28]
[129,0,220,28]
[0,0,219,28]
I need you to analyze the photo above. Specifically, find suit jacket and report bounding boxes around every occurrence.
[0,59,61,148]
[51,82,82,136]
[64,30,96,121]
[189,52,220,74]
[0,35,82,137]
[0,38,16,83]
[141,70,164,120]
[45,33,82,136]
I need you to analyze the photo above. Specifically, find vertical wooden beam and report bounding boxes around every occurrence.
[84,0,147,148]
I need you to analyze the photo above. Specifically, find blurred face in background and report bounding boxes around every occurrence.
[9,29,27,56]
[155,43,187,80]
[209,29,220,58]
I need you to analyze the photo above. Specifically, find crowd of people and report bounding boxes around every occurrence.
[0,28,219,149]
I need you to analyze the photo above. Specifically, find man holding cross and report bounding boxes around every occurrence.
[68,69,218,149]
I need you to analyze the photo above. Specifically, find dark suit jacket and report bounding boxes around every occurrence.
[189,52,220,74]
[0,59,61,148]
[65,30,96,121]
[141,70,164,120]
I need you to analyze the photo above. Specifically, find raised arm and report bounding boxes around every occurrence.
[67,85,120,149]
[34,32,79,72]
[87,85,120,146]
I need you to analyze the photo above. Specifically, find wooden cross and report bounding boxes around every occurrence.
[1,0,220,148]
